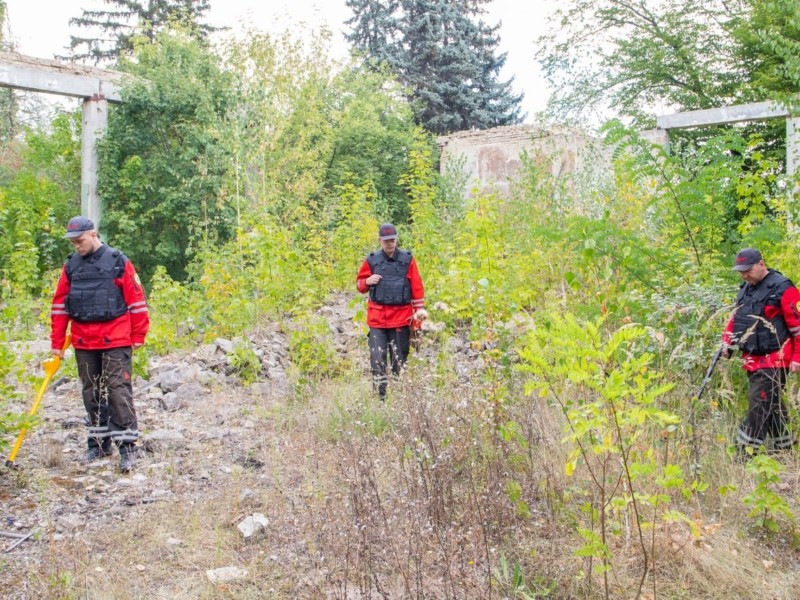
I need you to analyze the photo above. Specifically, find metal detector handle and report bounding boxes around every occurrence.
[696,343,726,401]
[4,335,72,468]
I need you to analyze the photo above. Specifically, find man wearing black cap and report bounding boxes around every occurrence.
[722,247,800,457]
[50,216,149,472]
[356,223,426,400]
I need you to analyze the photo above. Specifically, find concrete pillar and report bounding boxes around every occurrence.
[787,116,800,237]
[787,116,800,194]
[81,95,108,228]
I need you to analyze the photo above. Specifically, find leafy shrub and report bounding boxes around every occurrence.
[743,454,796,533]
[229,340,261,385]
[288,316,342,380]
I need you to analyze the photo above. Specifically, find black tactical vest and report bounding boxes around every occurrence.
[65,245,129,323]
[731,269,793,355]
[366,249,412,306]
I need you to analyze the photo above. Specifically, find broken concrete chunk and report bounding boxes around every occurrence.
[237,513,268,539]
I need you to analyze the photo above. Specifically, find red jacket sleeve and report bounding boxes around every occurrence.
[121,259,149,345]
[50,265,71,351]
[779,285,800,363]
[408,257,425,311]
[724,283,800,367]
[356,259,372,294]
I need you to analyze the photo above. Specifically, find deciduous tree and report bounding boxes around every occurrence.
[537,0,800,127]
[537,0,752,126]
[97,30,236,282]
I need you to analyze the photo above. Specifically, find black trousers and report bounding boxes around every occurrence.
[736,368,793,451]
[75,347,138,453]
[368,327,410,400]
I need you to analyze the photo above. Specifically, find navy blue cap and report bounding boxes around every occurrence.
[379,223,398,240]
[65,216,95,238]
[733,248,763,271]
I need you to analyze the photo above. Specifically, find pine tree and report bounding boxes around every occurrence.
[66,0,217,64]
[345,0,400,67]
[345,0,524,134]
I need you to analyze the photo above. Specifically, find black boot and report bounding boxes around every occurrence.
[119,446,137,473]
[83,441,112,463]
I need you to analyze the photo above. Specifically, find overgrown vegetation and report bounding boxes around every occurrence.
[2,10,800,599]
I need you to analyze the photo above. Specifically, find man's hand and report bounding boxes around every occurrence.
[413,309,428,321]
[365,274,383,286]
[790,361,800,373]
[51,349,64,359]
[133,343,145,351]
[723,345,735,359]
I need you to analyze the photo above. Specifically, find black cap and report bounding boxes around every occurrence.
[379,223,398,240]
[65,216,95,238]
[732,248,763,271]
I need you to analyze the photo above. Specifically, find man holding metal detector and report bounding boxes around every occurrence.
[722,248,800,458]
[50,217,149,472]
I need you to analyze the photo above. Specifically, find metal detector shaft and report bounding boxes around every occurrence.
[4,335,72,468]
[688,343,726,475]
[696,343,726,401]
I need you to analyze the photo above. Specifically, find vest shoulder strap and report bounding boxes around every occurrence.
[65,246,127,280]
[366,251,381,269]
[736,270,793,304]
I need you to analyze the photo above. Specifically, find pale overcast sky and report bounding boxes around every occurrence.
[3,0,553,120]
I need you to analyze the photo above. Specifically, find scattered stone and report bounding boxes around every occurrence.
[215,338,234,354]
[206,566,248,583]
[158,392,187,412]
[158,368,188,393]
[235,457,265,470]
[142,429,185,452]
[237,513,268,539]
[57,513,85,532]
[173,382,210,404]
[193,343,223,365]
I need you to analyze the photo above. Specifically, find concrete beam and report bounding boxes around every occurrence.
[657,101,788,130]
[0,51,122,102]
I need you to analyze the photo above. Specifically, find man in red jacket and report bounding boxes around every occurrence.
[50,216,149,472]
[356,223,426,401]
[723,248,800,458]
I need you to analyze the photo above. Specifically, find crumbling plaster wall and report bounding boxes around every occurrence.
[437,124,667,197]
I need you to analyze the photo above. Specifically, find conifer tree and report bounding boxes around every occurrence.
[345,0,524,134]
[66,0,216,64]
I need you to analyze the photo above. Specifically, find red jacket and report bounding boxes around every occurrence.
[356,251,425,329]
[50,246,150,351]
[723,279,800,370]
